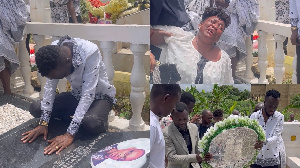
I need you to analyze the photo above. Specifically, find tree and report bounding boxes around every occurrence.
[185,84,251,118]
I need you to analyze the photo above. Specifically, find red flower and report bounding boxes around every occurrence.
[90,17,98,24]
[105,13,111,19]
[30,49,35,54]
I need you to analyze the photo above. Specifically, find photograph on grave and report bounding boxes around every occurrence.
[91,138,150,168]
[0,0,150,167]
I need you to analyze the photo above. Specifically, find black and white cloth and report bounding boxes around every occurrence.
[0,0,28,74]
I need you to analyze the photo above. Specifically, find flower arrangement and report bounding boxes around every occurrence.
[199,117,266,168]
[85,0,130,23]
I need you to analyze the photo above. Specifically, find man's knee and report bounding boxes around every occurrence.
[81,116,108,135]
[29,101,41,118]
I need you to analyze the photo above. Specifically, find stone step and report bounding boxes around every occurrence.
[287,157,300,168]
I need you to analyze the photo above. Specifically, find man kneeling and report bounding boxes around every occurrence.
[163,102,212,168]
[21,36,116,155]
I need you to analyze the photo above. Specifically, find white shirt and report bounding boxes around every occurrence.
[290,0,300,37]
[250,110,284,167]
[150,111,165,168]
[40,37,116,135]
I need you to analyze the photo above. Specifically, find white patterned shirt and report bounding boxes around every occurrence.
[290,0,300,37]
[250,109,284,167]
[150,111,165,168]
[40,37,116,135]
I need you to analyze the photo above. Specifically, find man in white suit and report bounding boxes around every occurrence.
[163,102,212,168]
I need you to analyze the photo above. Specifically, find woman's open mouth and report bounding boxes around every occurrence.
[206,28,216,37]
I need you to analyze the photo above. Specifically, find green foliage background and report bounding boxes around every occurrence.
[185,84,252,118]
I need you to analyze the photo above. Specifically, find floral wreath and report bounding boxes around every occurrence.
[199,116,266,168]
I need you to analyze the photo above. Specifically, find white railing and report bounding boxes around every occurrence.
[18,22,150,131]
[241,20,294,84]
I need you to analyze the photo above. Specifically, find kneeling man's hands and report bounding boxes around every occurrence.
[44,132,74,155]
[21,125,48,143]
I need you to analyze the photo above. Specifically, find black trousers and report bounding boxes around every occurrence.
[29,92,113,135]
[297,45,300,84]
[250,164,279,168]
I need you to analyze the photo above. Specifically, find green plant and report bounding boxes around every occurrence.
[253,51,258,57]
[31,65,37,72]
[80,0,90,23]
[282,94,300,121]
[115,97,132,120]
[112,94,150,123]
[186,84,251,118]
[119,110,131,120]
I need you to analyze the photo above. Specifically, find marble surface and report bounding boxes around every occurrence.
[0,118,150,168]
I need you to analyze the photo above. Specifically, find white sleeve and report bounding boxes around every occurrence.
[150,125,157,151]
[67,50,100,135]
[40,78,59,123]
[223,52,234,84]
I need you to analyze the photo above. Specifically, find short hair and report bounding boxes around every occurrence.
[265,89,281,99]
[213,109,224,117]
[180,92,196,105]
[35,45,62,76]
[150,84,181,99]
[202,109,211,116]
[202,7,231,28]
[171,102,188,115]
[232,110,240,115]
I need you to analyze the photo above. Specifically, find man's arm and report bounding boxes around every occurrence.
[290,0,299,27]
[67,0,78,23]
[66,50,100,135]
[21,78,58,144]
[40,78,59,124]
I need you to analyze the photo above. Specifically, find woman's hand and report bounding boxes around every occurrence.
[150,28,172,46]
[21,125,48,143]
[44,132,74,155]
[150,52,156,73]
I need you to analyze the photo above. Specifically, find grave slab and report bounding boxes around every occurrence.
[0,119,150,168]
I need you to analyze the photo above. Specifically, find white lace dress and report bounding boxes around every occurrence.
[185,0,259,59]
[152,26,234,84]
[0,0,28,74]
